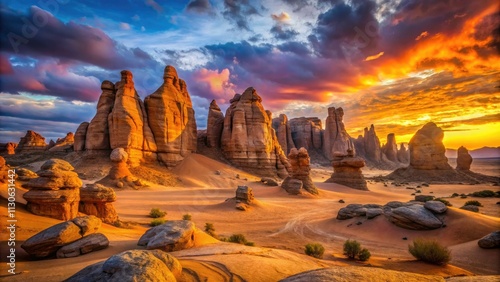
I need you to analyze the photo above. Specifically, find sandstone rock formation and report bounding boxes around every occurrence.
[23,159,82,220]
[323,107,355,160]
[0,142,17,155]
[0,156,9,183]
[456,146,472,170]
[409,122,450,170]
[16,167,38,181]
[397,143,409,163]
[387,204,443,230]
[49,132,74,152]
[282,148,318,195]
[56,233,109,258]
[74,122,89,152]
[21,215,102,258]
[478,231,500,249]
[16,130,47,153]
[272,114,296,154]
[66,250,182,282]
[289,117,322,152]
[382,133,398,162]
[235,185,255,204]
[221,87,290,178]
[79,183,118,224]
[355,125,381,163]
[85,81,116,150]
[145,66,197,166]
[206,100,224,148]
[109,148,132,180]
[138,220,196,252]
[325,149,367,190]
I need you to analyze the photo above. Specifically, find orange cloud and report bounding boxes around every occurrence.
[192,68,235,101]
[415,31,429,40]
[271,12,290,22]
[364,51,384,61]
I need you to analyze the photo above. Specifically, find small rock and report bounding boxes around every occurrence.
[356,221,362,225]
[424,201,448,214]
[116,181,124,188]
[338,199,345,203]
[235,203,248,211]
[478,231,500,249]
[215,170,221,175]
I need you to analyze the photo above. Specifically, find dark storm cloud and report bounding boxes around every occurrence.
[270,25,299,40]
[0,6,157,70]
[186,0,213,13]
[222,0,260,30]
[277,41,311,56]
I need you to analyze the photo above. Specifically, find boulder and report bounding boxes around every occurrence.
[477,231,500,249]
[323,107,355,160]
[282,147,318,194]
[337,204,366,220]
[16,130,47,153]
[79,183,118,224]
[73,122,89,152]
[456,146,472,171]
[138,220,196,252]
[386,204,443,230]
[206,99,224,148]
[65,250,182,282]
[424,201,447,214]
[325,149,368,190]
[21,215,101,258]
[23,159,82,220]
[235,185,254,204]
[409,122,450,170]
[221,87,290,178]
[272,114,296,154]
[281,178,303,195]
[366,208,383,219]
[261,177,279,186]
[109,148,132,180]
[145,65,196,166]
[56,233,109,258]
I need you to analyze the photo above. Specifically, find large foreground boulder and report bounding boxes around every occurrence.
[21,215,101,258]
[477,231,500,249]
[386,204,443,230]
[65,250,182,282]
[138,220,196,252]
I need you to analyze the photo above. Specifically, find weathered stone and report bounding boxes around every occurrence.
[325,149,368,190]
[16,167,38,181]
[74,122,89,152]
[386,204,443,230]
[281,178,303,195]
[337,204,366,220]
[323,107,354,160]
[85,81,115,150]
[261,177,279,186]
[56,233,109,258]
[109,148,132,180]
[477,231,500,249]
[272,114,296,155]
[410,122,450,170]
[65,250,182,282]
[138,220,196,252]
[79,183,118,224]
[16,130,47,153]
[289,117,322,152]
[382,133,398,162]
[282,147,318,194]
[49,132,74,152]
[206,99,224,148]
[236,185,254,204]
[3,142,17,155]
[221,87,290,178]
[456,146,473,171]
[424,201,448,214]
[366,208,383,219]
[397,143,409,163]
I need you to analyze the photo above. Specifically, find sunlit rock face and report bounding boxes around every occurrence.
[16,130,47,153]
[221,87,290,178]
[323,107,355,160]
[272,114,296,155]
[409,122,451,170]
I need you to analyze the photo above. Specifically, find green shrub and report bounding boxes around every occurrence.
[228,234,247,244]
[150,218,166,226]
[435,198,452,207]
[464,200,483,207]
[182,214,192,221]
[149,208,166,218]
[305,243,325,259]
[204,223,216,237]
[244,242,255,246]
[358,248,371,261]
[471,190,496,198]
[408,239,451,265]
[343,240,361,259]
[451,193,459,198]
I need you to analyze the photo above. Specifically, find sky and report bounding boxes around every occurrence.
[0,0,499,150]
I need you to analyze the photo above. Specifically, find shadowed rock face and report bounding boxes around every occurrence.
[16,130,47,153]
[382,133,398,162]
[282,147,318,195]
[206,100,225,148]
[272,114,296,155]
[409,122,451,170]
[85,81,115,150]
[145,65,197,166]
[456,146,472,170]
[221,87,290,178]
[74,122,89,152]
[325,150,368,190]
[323,107,355,160]
[289,117,322,152]
[49,132,74,152]
[397,143,409,163]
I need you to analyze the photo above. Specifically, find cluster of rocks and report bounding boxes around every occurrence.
[2,130,78,155]
[325,149,368,190]
[66,250,182,282]
[337,198,448,230]
[281,147,318,195]
[234,185,255,211]
[23,159,82,221]
[48,132,75,152]
[75,66,197,168]
[21,215,108,259]
[138,220,196,251]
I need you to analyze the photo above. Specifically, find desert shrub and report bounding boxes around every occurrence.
[182,214,192,221]
[451,193,459,198]
[435,198,452,207]
[358,248,371,261]
[150,218,166,226]
[464,200,483,207]
[408,239,451,265]
[305,243,325,259]
[244,242,255,246]
[471,190,496,198]
[228,234,247,244]
[343,240,361,259]
[204,223,216,237]
[149,208,166,218]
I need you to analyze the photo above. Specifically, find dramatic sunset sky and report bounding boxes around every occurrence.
[1,0,499,149]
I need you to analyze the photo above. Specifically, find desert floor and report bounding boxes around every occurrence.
[0,154,499,281]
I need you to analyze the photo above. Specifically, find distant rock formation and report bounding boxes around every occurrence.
[206,100,224,148]
[74,122,89,152]
[16,130,47,153]
[355,125,381,164]
[397,143,409,163]
[272,114,296,154]
[49,132,74,152]
[220,87,290,178]
[323,107,355,160]
[145,65,196,166]
[289,117,322,152]
[456,146,472,170]
[0,156,9,183]
[382,133,398,162]
[325,149,367,190]
[79,183,118,224]
[23,159,82,220]
[76,66,197,168]
[0,142,17,155]
[282,147,318,195]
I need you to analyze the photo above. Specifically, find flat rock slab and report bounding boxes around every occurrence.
[138,220,196,252]
[56,233,109,258]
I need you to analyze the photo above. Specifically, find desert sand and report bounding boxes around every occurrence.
[0,153,499,281]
